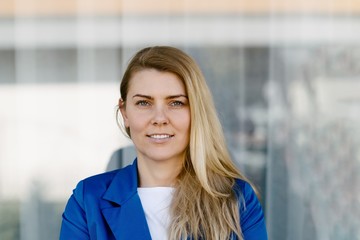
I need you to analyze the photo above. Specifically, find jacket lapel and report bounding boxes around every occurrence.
[101,160,152,240]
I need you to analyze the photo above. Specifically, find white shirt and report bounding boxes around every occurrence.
[138,187,174,240]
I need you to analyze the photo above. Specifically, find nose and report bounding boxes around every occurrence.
[151,105,169,125]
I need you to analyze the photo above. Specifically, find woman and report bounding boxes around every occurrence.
[60,46,267,239]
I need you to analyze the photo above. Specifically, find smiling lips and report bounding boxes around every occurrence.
[147,134,174,140]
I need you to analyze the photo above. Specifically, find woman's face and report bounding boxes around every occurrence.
[120,68,190,165]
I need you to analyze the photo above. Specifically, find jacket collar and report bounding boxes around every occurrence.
[102,160,139,205]
[101,159,152,240]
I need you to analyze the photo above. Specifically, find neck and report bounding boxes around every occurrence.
[137,157,183,187]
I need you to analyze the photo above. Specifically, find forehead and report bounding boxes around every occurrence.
[128,69,186,95]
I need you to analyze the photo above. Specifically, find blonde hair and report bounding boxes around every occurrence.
[117,46,251,239]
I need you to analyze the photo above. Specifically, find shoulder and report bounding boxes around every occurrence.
[67,170,116,209]
[72,164,133,201]
[82,169,120,189]
[233,178,257,205]
[233,178,256,201]
[233,178,268,239]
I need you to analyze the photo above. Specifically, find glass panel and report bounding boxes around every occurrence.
[267,46,360,239]
[0,1,129,239]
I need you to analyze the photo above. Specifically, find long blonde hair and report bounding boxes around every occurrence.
[117,46,251,239]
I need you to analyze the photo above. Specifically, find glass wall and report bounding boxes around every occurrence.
[0,1,359,239]
[266,46,360,239]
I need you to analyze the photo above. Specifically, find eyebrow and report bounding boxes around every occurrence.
[132,94,188,100]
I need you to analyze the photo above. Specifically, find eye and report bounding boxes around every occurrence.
[170,101,185,107]
[135,100,151,107]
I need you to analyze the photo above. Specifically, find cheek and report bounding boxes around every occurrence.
[126,114,148,132]
[177,112,191,134]
[184,118,191,132]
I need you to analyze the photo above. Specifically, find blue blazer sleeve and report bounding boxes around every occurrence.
[60,181,90,240]
[239,181,268,240]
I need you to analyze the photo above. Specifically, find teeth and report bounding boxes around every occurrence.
[150,134,172,139]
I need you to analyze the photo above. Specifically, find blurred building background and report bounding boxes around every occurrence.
[1,0,360,239]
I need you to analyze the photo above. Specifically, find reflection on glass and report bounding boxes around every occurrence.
[267,46,360,239]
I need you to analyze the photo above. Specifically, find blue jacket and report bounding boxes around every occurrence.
[60,160,267,239]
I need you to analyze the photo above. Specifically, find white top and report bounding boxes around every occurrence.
[137,187,175,240]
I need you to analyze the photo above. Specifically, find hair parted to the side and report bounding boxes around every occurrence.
[116,46,252,240]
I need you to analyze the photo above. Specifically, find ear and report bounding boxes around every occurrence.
[119,98,129,127]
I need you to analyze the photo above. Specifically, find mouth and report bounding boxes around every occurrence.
[147,134,174,139]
